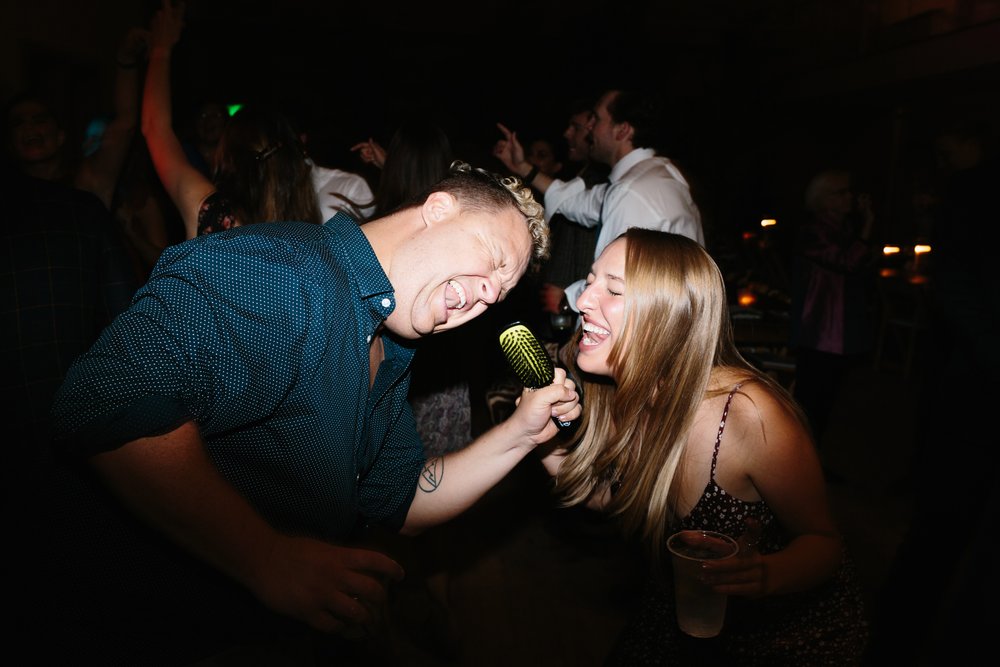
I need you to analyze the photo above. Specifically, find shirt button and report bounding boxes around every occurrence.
[381,298,391,308]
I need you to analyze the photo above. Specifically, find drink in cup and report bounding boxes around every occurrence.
[666,529,740,638]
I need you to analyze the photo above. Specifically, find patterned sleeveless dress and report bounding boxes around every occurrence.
[605,383,869,666]
[197,191,240,236]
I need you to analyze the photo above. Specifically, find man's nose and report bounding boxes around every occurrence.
[477,277,501,305]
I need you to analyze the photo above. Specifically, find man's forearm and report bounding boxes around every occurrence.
[401,419,534,534]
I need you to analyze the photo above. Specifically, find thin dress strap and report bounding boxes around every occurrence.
[710,383,744,483]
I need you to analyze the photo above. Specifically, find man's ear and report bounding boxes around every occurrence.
[421,191,458,226]
[615,121,634,144]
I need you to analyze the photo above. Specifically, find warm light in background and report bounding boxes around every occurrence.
[737,289,757,307]
[883,245,901,255]
[742,231,757,241]
[911,244,931,274]
[760,219,777,227]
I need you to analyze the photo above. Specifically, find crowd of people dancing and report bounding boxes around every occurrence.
[4,1,997,665]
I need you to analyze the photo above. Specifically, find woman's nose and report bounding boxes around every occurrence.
[576,285,594,312]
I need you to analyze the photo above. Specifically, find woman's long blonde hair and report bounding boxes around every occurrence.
[553,229,796,571]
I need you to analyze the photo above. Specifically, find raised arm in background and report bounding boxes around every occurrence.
[141,0,214,239]
[75,27,149,209]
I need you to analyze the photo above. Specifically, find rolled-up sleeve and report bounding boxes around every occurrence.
[51,266,227,456]
[50,236,305,457]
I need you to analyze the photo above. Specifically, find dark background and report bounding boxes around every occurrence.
[4,0,1000,248]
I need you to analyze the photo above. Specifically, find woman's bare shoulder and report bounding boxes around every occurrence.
[726,379,809,445]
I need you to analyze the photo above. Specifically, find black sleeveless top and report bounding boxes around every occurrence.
[606,383,869,666]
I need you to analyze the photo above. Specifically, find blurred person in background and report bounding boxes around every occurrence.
[788,168,876,461]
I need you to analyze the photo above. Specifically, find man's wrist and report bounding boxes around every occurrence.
[521,165,540,187]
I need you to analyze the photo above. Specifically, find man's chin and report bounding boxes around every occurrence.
[429,320,457,335]
[413,317,446,337]
[415,305,486,336]
[443,305,487,331]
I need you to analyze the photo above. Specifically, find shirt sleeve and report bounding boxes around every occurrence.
[318,174,375,222]
[50,237,301,457]
[343,176,376,221]
[357,397,425,531]
[543,177,588,224]
[49,279,209,456]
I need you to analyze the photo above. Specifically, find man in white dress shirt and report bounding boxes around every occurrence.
[310,160,376,223]
[495,88,703,312]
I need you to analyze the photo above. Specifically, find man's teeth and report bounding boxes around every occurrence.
[448,280,466,309]
[582,322,610,336]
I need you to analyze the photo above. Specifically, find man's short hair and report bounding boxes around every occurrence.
[414,160,550,265]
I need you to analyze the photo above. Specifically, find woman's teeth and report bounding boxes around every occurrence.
[581,322,610,345]
[448,280,467,309]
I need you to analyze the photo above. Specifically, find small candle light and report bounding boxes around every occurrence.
[760,219,777,228]
[881,245,902,277]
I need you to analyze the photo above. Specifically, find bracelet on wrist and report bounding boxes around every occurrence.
[522,166,539,187]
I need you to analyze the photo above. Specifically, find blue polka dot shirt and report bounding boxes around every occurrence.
[51,213,424,539]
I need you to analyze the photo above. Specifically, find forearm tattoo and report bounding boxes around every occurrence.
[419,456,444,492]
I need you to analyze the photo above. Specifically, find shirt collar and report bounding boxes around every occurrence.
[325,212,395,318]
[610,147,656,182]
